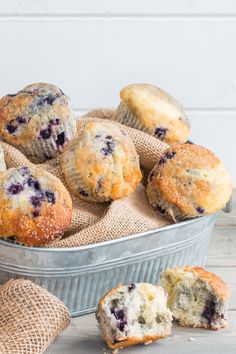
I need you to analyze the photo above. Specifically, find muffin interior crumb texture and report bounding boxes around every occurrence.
[161,267,229,330]
[96,283,172,349]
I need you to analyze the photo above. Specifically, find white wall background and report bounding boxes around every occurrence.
[0,0,235,184]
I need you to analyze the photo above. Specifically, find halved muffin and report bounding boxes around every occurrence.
[96,283,172,349]
[161,266,230,330]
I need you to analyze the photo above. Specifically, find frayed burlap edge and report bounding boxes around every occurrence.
[0,279,71,354]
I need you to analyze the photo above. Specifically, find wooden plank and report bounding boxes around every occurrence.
[0,20,235,111]
[1,1,236,16]
[215,190,236,227]
[206,190,236,266]
[45,311,236,353]
[207,228,236,267]
[205,267,236,309]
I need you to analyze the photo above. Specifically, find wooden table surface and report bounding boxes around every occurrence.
[46,191,236,354]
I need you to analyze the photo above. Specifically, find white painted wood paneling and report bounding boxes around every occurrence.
[0,19,235,110]
[0,2,235,184]
[1,0,236,15]
[189,112,236,184]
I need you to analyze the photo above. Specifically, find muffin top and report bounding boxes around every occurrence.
[146,144,232,220]
[61,121,142,202]
[0,166,72,246]
[120,83,190,144]
[0,82,74,148]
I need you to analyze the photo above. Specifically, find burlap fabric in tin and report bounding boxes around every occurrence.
[0,109,171,248]
[0,279,70,354]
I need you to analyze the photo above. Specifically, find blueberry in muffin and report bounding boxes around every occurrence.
[161,266,229,330]
[113,83,190,144]
[96,283,172,349]
[61,121,142,202]
[0,83,76,160]
[146,144,232,221]
[0,166,72,246]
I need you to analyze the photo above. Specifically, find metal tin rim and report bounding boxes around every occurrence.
[0,223,214,276]
[0,214,213,252]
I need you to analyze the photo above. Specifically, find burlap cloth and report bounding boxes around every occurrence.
[0,279,70,354]
[0,108,172,248]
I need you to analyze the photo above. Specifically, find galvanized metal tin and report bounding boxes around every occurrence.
[0,214,217,316]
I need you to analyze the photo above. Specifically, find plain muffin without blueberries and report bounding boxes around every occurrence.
[61,120,142,203]
[113,83,190,144]
[161,266,229,330]
[96,283,172,349]
[0,166,72,246]
[0,83,76,160]
[146,143,232,221]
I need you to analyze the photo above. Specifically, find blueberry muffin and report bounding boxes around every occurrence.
[161,266,229,330]
[0,144,6,171]
[146,144,232,221]
[61,121,142,202]
[96,283,172,349]
[0,83,76,160]
[113,83,190,144]
[0,166,72,246]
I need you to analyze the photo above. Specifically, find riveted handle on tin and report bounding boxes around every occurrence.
[223,198,232,213]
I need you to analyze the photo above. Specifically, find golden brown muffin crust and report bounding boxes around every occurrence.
[147,144,232,219]
[118,83,190,144]
[0,167,72,246]
[0,83,76,160]
[61,121,142,202]
[107,334,166,349]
